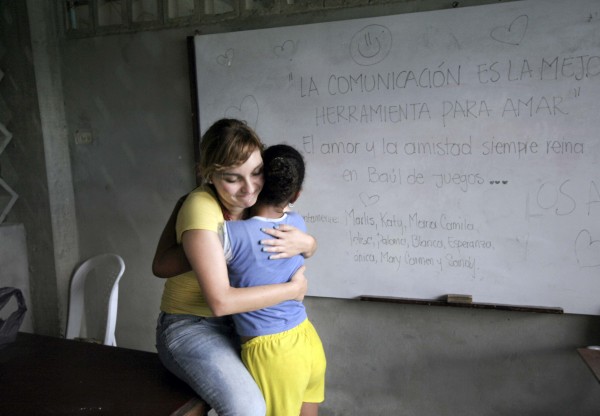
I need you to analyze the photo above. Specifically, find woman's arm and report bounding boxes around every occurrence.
[151,195,192,278]
[182,229,307,317]
[259,225,317,260]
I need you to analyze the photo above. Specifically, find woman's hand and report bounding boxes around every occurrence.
[260,225,317,259]
[183,229,310,316]
[289,266,308,302]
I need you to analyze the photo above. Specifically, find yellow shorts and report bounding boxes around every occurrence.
[241,319,326,416]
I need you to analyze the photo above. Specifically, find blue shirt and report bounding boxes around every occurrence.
[224,212,307,337]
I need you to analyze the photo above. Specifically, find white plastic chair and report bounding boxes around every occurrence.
[66,253,125,346]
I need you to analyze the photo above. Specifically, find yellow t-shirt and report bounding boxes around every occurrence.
[159,186,223,316]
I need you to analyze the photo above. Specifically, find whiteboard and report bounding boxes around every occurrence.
[193,0,600,315]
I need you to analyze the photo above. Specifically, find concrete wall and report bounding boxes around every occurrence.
[0,0,61,335]
[4,0,600,414]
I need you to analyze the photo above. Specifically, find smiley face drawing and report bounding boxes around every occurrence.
[350,24,392,66]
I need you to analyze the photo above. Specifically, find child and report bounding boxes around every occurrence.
[223,144,326,416]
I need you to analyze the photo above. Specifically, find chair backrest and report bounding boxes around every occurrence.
[66,254,125,346]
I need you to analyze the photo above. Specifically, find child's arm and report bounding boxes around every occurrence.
[151,195,192,278]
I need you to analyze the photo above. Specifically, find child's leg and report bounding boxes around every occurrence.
[300,402,319,416]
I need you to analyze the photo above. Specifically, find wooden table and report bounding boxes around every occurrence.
[577,347,600,383]
[0,332,206,415]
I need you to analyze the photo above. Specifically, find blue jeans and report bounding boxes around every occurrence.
[156,312,266,416]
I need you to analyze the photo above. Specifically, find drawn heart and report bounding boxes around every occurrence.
[273,40,297,60]
[575,229,600,268]
[491,14,528,46]
[359,192,380,207]
[225,95,259,130]
[216,48,234,67]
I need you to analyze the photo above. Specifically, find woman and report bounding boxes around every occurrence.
[223,144,326,416]
[153,119,316,416]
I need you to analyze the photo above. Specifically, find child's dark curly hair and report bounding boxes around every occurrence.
[258,144,305,207]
